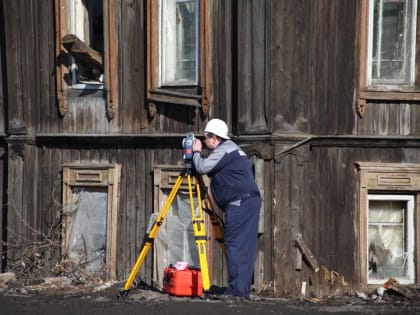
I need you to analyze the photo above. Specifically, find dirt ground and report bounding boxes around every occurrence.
[1,281,420,315]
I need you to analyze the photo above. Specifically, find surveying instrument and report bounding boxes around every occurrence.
[119,133,224,299]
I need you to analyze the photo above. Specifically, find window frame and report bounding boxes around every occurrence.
[55,0,118,119]
[62,163,121,279]
[152,165,212,286]
[355,162,420,290]
[146,0,212,116]
[367,194,415,285]
[357,0,420,115]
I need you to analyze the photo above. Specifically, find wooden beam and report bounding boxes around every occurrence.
[294,236,319,272]
[61,34,103,80]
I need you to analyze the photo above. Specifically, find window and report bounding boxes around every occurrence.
[160,0,199,86]
[147,0,212,116]
[367,195,415,284]
[152,165,214,286]
[62,163,121,279]
[55,0,118,118]
[60,0,105,87]
[368,0,417,86]
[357,0,420,115]
[355,162,420,289]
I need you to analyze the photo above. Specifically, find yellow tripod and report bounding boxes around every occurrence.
[120,163,214,298]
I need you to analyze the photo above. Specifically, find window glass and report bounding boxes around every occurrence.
[368,0,417,86]
[159,0,199,86]
[367,196,415,284]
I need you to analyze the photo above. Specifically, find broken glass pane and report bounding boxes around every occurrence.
[368,200,406,280]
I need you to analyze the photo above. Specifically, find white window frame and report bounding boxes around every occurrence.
[367,194,415,285]
[366,0,417,87]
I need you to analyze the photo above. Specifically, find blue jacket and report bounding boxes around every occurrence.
[192,140,260,208]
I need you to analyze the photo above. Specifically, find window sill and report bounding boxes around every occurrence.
[148,88,201,107]
[68,82,104,90]
[359,89,420,102]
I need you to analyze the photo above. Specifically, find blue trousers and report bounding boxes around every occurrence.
[223,195,261,298]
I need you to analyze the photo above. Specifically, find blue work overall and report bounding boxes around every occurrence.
[224,193,261,299]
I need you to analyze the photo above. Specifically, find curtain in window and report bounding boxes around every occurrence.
[368,200,406,279]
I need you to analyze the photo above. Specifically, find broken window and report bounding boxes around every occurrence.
[367,195,415,284]
[55,0,119,118]
[62,164,121,279]
[60,0,104,87]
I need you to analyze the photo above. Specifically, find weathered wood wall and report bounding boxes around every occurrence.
[0,0,6,272]
[1,0,419,296]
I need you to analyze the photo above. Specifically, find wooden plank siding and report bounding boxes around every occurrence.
[1,0,420,297]
[0,0,5,271]
[356,102,420,136]
[211,0,233,124]
[269,0,312,135]
[0,0,5,136]
[119,0,147,133]
[273,144,420,297]
[236,0,269,133]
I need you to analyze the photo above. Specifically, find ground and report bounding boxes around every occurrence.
[1,280,420,315]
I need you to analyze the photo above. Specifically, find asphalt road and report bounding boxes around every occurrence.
[1,288,419,315]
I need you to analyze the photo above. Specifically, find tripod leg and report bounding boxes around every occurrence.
[204,195,225,256]
[188,175,211,294]
[196,176,225,255]
[120,175,184,295]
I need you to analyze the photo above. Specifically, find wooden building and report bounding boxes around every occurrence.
[0,0,419,297]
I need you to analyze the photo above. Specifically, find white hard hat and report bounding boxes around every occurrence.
[204,119,230,139]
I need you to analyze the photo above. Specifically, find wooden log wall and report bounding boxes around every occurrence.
[1,0,420,296]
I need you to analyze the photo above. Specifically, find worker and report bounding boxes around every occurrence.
[192,118,261,300]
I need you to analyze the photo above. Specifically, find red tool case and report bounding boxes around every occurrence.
[163,265,203,297]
